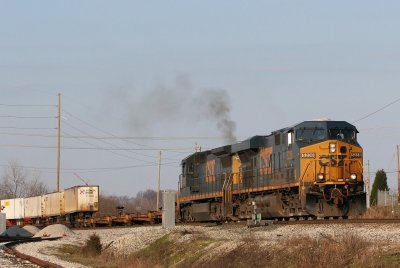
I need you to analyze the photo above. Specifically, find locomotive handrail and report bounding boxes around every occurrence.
[299,161,313,188]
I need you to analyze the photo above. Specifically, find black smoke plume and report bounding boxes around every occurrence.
[110,76,237,144]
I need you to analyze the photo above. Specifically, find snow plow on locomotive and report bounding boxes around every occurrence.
[178,120,366,222]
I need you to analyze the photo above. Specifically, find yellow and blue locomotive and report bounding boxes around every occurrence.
[178,120,366,221]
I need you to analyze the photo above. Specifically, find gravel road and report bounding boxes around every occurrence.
[14,223,400,268]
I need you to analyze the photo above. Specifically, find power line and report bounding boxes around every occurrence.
[0,127,56,130]
[0,131,228,144]
[0,143,195,151]
[61,109,199,158]
[0,115,56,119]
[62,109,157,150]
[0,131,230,140]
[62,121,159,164]
[353,97,400,124]
[0,162,176,174]
[61,109,184,160]
[0,103,56,107]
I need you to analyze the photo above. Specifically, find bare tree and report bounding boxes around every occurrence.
[25,170,48,197]
[0,160,27,198]
[98,189,158,215]
[0,162,48,199]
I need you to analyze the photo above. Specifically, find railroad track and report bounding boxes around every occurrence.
[243,217,400,227]
[72,217,400,230]
[272,218,400,225]
[0,248,40,268]
[1,237,62,268]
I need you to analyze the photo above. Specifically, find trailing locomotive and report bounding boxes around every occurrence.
[178,120,366,221]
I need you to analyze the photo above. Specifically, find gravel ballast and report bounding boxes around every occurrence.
[34,224,75,238]
[15,223,400,268]
[23,225,41,236]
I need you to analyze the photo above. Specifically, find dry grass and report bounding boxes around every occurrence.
[279,232,369,268]
[54,230,400,268]
[361,206,400,219]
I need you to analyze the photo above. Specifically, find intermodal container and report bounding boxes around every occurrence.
[24,196,42,218]
[42,192,61,217]
[0,198,24,219]
[64,186,99,214]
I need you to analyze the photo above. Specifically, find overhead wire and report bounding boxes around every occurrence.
[0,103,56,107]
[62,118,159,161]
[0,100,185,173]
[353,97,400,124]
[61,127,158,164]
[62,109,156,149]
[0,162,168,174]
[0,127,56,130]
[0,115,56,119]
[61,108,190,160]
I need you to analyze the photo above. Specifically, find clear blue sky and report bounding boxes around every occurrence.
[1,1,400,196]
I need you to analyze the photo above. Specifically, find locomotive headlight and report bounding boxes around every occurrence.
[317,173,325,181]
[330,143,336,153]
[350,174,357,180]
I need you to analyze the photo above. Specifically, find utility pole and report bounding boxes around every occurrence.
[156,151,162,211]
[57,93,61,192]
[397,145,400,204]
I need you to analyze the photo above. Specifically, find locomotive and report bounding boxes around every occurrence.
[178,120,366,221]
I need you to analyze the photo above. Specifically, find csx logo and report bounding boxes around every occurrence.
[301,153,315,158]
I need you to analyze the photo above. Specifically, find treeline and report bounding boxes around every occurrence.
[0,160,48,199]
[0,161,158,216]
[99,190,158,215]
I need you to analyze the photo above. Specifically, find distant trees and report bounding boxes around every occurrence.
[370,169,389,206]
[99,189,158,216]
[0,160,48,199]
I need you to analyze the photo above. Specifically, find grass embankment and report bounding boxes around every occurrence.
[361,205,400,219]
[55,231,400,268]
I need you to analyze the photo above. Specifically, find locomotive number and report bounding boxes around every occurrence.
[350,152,363,158]
[301,153,316,158]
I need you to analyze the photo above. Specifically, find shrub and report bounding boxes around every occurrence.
[83,233,102,256]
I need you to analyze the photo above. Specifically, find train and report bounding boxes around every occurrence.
[0,185,162,227]
[177,120,367,222]
[0,185,99,227]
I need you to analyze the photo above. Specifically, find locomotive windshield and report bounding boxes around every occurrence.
[329,128,357,142]
[295,127,326,142]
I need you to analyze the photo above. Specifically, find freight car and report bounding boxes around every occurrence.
[178,120,367,222]
[0,185,99,227]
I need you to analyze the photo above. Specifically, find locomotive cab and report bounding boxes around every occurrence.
[295,121,366,217]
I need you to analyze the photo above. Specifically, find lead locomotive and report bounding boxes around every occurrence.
[178,120,366,221]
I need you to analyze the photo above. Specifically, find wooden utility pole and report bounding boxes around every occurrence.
[57,93,61,192]
[156,151,162,211]
[397,145,400,204]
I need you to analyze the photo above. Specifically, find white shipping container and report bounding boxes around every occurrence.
[64,186,99,214]
[0,198,25,219]
[24,196,42,218]
[42,192,61,217]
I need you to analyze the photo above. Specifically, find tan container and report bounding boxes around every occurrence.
[0,198,24,219]
[42,192,61,217]
[64,186,99,214]
[24,196,42,218]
